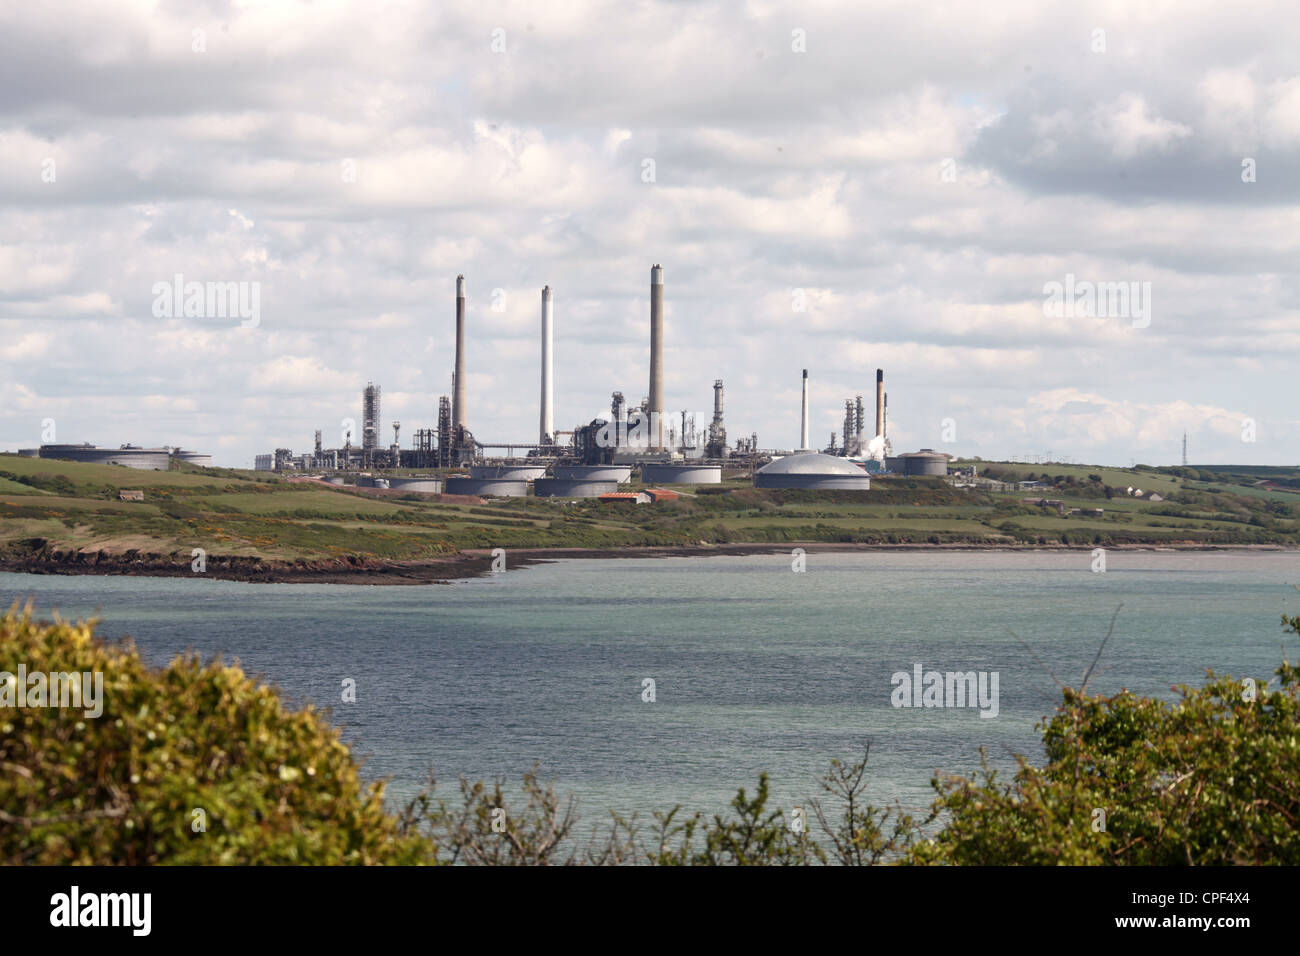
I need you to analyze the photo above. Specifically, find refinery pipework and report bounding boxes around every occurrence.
[875,368,884,439]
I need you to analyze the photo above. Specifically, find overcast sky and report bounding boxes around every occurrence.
[1,0,1297,467]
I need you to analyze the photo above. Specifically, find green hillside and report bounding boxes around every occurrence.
[0,454,1296,576]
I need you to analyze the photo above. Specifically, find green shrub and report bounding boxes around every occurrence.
[909,613,1300,865]
[0,604,431,865]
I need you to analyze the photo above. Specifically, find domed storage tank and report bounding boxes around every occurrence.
[639,463,721,484]
[552,464,631,483]
[753,451,871,490]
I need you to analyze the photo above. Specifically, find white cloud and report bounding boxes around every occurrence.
[0,0,1296,465]
[1092,94,1192,159]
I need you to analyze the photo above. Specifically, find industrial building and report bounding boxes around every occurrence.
[598,492,650,504]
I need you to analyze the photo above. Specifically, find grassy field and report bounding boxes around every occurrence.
[1,453,1296,568]
[957,460,1187,495]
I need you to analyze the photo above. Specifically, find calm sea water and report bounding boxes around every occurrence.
[3,550,1296,824]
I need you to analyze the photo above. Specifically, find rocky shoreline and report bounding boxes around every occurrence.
[0,539,1292,586]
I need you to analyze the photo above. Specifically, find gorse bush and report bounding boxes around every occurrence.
[0,605,427,865]
[911,622,1300,865]
[2,604,1297,865]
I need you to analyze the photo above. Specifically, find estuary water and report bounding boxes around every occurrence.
[2,550,1296,823]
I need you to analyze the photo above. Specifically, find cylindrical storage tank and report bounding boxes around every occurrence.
[469,464,548,481]
[901,450,949,476]
[373,478,390,489]
[355,475,376,487]
[444,477,528,497]
[39,445,172,470]
[173,450,213,467]
[552,464,631,483]
[885,456,903,473]
[324,476,345,485]
[386,477,443,493]
[640,463,722,484]
[534,478,618,498]
[906,457,947,476]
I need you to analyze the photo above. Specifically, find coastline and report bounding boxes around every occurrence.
[0,540,1293,586]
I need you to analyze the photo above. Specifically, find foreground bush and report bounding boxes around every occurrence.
[910,615,1300,865]
[0,604,430,864]
[2,603,1296,864]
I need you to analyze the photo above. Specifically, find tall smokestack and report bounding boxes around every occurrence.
[875,368,884,438]
[540,285,553,444]
[800,369,810,450]
[453,275,467,429]
[649,264,664,450]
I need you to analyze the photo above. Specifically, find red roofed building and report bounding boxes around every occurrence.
[643,488,680,502]
[598,492,650,504]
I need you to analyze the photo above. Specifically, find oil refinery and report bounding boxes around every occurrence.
[253,264,945,495]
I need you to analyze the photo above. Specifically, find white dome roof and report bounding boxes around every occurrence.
[757,452,868,476]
